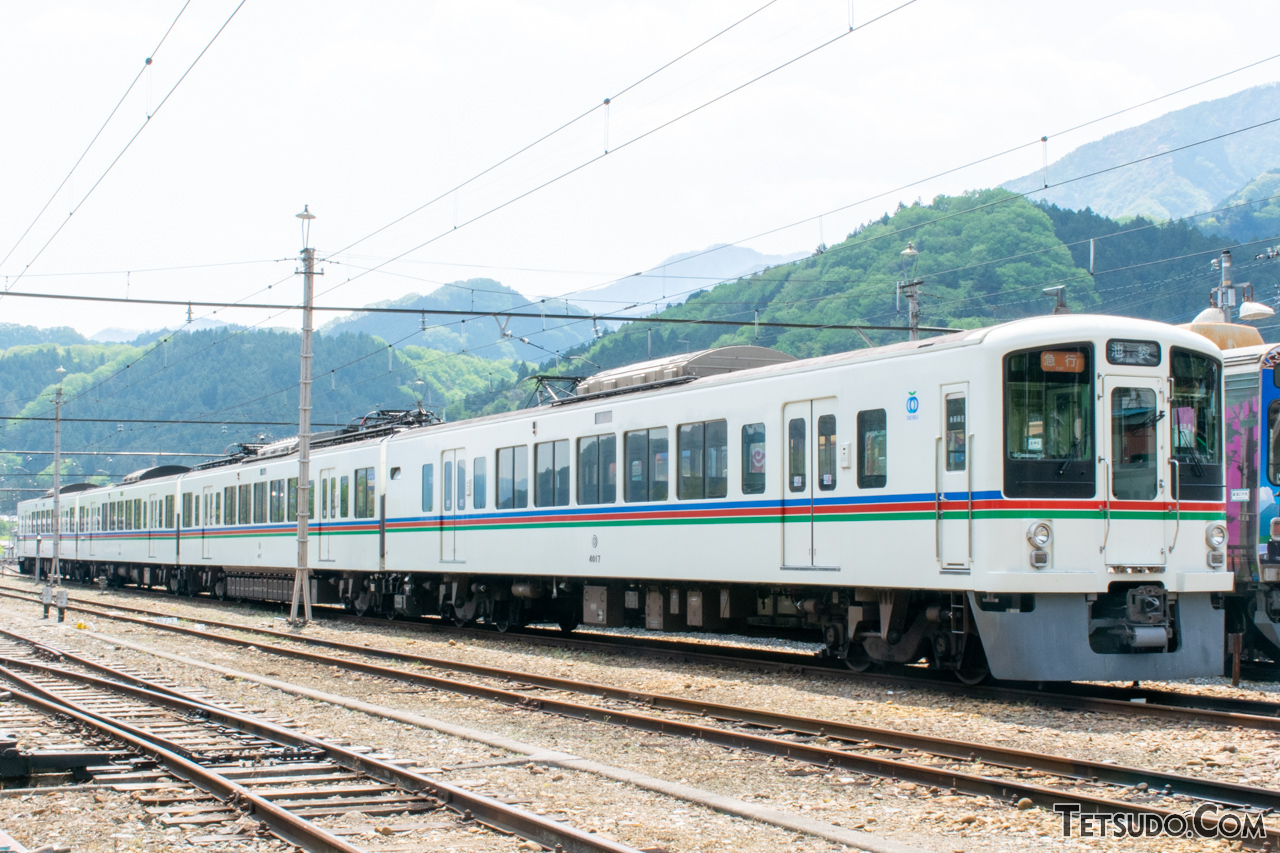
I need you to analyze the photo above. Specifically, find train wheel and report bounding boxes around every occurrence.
[954,637,990,685]
[213,578,227,601]
[844,642,874,672]
[492,601,517,633]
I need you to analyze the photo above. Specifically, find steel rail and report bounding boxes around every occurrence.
[9,612,1276,845]
[0,669,364,853]
[0,639,646,853]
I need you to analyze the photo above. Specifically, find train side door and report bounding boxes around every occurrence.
[1102,377,1168,567]
[318,467,335,561]
[148,494,158,558]
[938,383,971,572]
[441,449,466,563]
[782,399,839,569]
[201,486,214,558]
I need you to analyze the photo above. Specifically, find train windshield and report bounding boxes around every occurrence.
[1003,344,1095,498]
[1169,347,1223,499]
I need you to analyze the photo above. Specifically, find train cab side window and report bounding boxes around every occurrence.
[355,467,376,518]
[534,440,570,507]
[473,457,487,509]
[238,484,251,524]
[856,409,888,489]
[578,434,618,505]
[741,423,767,495]
[253,482,267,524]
[421,464,434,512]
[678,420,728,500]
[182,493,193,528]
[496,445,530,509]
[817,415,837,491]
[624,428,669,502]
[788,418,806,492]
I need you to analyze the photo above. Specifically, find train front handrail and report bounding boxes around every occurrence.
[1099,456,1111,554]
[1169,457,1181,552]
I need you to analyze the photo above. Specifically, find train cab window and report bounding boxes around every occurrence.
[788,418,806,493]
[270,479,286,523]
[624,428,669,502]
[1169,347,1223,500]
[355,467,376,518]
[578,434,617,505]
[182,493,192,528]
[857,409,887,489]
[238,484,251,524]
[224,487,236,525]
[534,440,570,507]
[1004,344,1094,498]
[1268,401,1280,487]
[287,478,298,522]
[473,457,487,510]
[817,415,837,491]
[339,475,350,518]
[678,420,728,500]
[945,396,966,472]
[253,482,267,524]
[741,423,767,494]
[421,464,434,512]
[496,446,529,509]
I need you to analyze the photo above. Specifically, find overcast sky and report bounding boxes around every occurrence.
[1,0,1277,338]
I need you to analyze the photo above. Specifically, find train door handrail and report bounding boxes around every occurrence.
[1169,458,1181,552]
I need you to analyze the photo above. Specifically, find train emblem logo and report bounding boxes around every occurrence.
[905,391,920,421]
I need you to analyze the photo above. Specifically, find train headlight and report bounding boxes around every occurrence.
[1206,523,1227,550]
[1026,521,1053,548]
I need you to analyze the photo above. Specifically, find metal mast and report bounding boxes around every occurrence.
[290,206,317,625]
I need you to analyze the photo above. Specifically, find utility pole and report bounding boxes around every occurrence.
[290,206,317,625]
[51,367,65,586]
[1211,249,1235,322]
[897,242,923,341]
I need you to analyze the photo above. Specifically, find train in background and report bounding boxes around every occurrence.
[17,315,1232,683]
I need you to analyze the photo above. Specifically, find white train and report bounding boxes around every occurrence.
[17,315,1231,682]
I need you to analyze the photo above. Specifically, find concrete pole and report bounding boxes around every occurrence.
[51,384,61,586]
[290,228,316,625]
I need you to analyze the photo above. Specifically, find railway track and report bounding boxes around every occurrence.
[0,627,647,853]
[6,582,1279,727]
[10,589,1278,848]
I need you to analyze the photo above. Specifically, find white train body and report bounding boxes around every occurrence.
[18,315,1231,681]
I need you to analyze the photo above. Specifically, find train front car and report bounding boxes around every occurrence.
[963,316,1229,681]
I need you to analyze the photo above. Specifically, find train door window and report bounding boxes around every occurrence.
[741,423,767,494]
[1268,401,1280,486]
[817,415,837,491]
[1111,387,1158,501]
[421,464,434,512]
[253,482,267,523]
[788,418,806,492]
[287,478,298,521]
[223,487,235,525]
[945,395,966,472]
[269,479,285,522]
[534,440,570,507]
[182,493,192,528]
[339,475,350,518]
[456,460,466,511]
[578,434,617,505]
[857,409,888,488]
[238,484,251,524]
[355,467,376,518]
[678,420,728,500]
[443,461,453,512]
[473,457,486,509]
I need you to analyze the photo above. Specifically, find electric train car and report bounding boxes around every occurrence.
[17,314,1231,682]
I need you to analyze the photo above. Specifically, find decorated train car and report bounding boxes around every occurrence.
[17,314,1231,682]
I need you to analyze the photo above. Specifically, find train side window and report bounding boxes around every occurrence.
[135,498,143,528]
[578,434,617,505]
[678,420,728,500]
[497,445,530,509]
[238,484,251,524]
[473,457,487,509]
[1268,401,1280,487]
[788,418,806,492]
[339,475,350,518]
[421,464,434,512]
[817,415,837,491]
[857,409,888,489]
[355,467,376,518]
[182,493,192,528]
[165,495,175,528]
[945,395,967,472]
[270,479,286,522]
[224,487,236,525]
[287,478,298,522]
[534,440,570,507]
[741,423,767,494]
[253,482,267,523]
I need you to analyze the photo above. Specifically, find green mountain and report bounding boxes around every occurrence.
[0,323,87,350]
[1199,170,1280,244]
[319,279,597,363]
[1003,83,1280,221]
